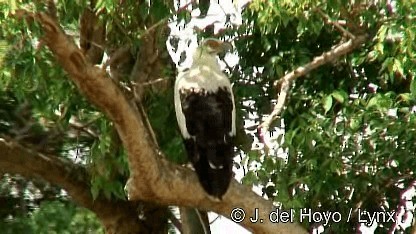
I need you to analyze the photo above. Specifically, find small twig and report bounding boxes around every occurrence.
[209,214,221,224]
[138,1,195,40]
[168,210,183,233]
[69,121,98,138]
[139,19,169,39]
[195,209,209,234]
[316,8,356,39]
[258,35,368,147]
[134,77,170,87]
[411,212,416,234]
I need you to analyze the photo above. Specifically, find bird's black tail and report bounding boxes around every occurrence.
[190,141,233,199]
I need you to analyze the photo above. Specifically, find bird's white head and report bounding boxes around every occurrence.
[192,38,232,67]
[199,38,232,55]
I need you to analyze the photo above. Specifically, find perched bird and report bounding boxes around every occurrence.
[174,39,235,199]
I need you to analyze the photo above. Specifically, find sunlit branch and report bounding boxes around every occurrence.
[316,8,355,39]
[258,34,368,147]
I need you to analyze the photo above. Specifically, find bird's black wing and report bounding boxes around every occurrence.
[179,87,234,198]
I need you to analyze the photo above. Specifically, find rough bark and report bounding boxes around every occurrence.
[80,7,106,65]
[27,11,306,234]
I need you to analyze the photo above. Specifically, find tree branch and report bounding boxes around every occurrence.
[316,8,355,39]
[0,138,142,233]
[21,10,307,234]
[258,34,368,138]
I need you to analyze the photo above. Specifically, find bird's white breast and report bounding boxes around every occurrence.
[174,55,236,139]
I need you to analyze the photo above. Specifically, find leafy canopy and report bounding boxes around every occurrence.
[0,0,415,233]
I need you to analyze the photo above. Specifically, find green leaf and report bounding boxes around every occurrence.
[248,150,260,161]
[263,157,276,172]
[323,95,333,113]
[330,160,340,173]
[410,78,416,98]
[331,90,347,104]
[242,171,258,185]
[150,0,170,22]
[349,117,361,131]
[367,96,380,108]
[393,58,403,76]
[90,181,100,200]
[367,94,392,110]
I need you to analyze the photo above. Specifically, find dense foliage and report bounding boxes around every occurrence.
[236,0,416,232]
[0,0,415,233]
